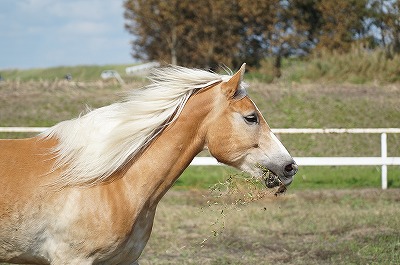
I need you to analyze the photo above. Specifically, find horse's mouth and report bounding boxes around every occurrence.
[261,169,287,196]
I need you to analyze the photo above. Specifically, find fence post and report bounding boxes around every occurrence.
[381,133,387,190]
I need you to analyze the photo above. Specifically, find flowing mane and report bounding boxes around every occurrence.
[42,66,244,186]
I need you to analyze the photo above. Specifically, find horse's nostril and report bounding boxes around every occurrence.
[284,163,298,175]
[284,164,293,172]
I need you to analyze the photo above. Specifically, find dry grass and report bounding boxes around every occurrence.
[282,47,400,84]
[140,188,400,264]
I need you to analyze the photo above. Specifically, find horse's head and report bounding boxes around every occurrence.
[205,64,297,190]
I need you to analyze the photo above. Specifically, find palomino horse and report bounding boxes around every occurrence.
[0,64,297,264]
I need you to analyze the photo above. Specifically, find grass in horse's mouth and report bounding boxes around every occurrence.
[258,165,287,196]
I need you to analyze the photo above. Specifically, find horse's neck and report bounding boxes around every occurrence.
[119,87,216,205]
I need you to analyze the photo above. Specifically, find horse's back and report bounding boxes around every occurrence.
[0,136,55,191]
[0,136,59,224]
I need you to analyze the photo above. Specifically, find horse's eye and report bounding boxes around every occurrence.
[243,113,259,125]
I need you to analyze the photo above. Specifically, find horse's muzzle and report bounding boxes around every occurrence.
[262,161,298,191]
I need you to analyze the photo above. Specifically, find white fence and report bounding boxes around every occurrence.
[125,62,160,75]
[1,127,399,189]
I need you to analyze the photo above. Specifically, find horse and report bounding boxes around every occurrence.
[0,64,297,264]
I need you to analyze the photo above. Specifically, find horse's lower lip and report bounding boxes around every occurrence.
[262,170,281,188]
[282,177,293,186]
[261,168,290,196]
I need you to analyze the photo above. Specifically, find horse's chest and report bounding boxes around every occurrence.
[45,192,157,264]
[97,207,156,264]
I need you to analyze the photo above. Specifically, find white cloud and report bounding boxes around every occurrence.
[1,0,132,69]
[15,1,125,37]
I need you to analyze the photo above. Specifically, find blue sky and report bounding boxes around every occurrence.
[1,0,135,69]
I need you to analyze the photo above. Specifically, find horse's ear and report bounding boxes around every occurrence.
[221,63,246,98]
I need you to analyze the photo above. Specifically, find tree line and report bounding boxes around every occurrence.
[124,0,400,74]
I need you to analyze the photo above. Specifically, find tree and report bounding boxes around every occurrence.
[238,0,321,76]
[124,0,243,69]
[236,0,277,68]
[124,0,288,70]
[314,0,369,53]
[289,0,323,51]
[124,0,185,65]
[124,0,322,73]
[369,0,400,57]
[124,0,381,74]
[267,0,319,76]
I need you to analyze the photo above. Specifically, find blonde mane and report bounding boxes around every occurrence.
[42,66,240,186]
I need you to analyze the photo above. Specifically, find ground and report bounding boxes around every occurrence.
[139,188,400,265]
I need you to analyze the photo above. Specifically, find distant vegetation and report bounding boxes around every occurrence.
[0,64,139,82]
[2,47,400,85]
[288,47,400,84]
[256,47,400,84]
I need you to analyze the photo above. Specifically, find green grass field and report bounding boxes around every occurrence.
[139,189,400,265]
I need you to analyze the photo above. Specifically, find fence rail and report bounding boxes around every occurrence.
[1,127,399,189]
